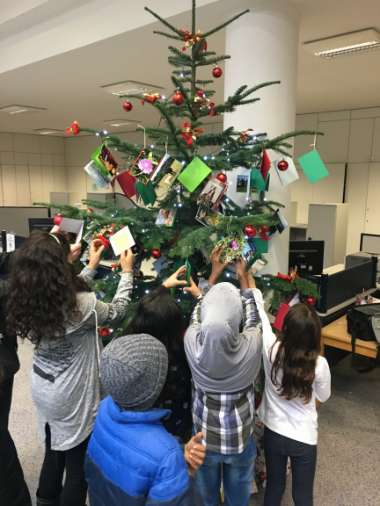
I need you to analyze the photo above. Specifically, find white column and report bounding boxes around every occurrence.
[224,0,299,274]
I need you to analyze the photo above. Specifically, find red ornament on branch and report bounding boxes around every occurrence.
[244,224,257,238]
[259,225,270,240]
[122,100,133,112]
[151,248,161,259]
[216,172,227,184]
[141,92,160,105]
[212,66,223,78]
[306,296,316,306]
[181,122,204,146]
[97,235,110,249]
[277,159,289,171]
[65,121,80,136]
[99,327,111,338]
[172,91,184,106]
[208,102,217,116]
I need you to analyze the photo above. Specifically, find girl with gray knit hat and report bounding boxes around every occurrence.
[184,247,262,506]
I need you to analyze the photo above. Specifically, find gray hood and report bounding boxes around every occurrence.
[185,282,260,393]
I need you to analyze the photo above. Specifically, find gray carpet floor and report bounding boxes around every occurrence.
[10,340,380,506]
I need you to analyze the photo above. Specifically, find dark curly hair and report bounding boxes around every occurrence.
[7,230,90,345]
[271,303,321,403]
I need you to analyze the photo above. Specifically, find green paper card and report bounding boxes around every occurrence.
[178,157,212,192]
[91,145,112,179]
[250,168,267,192]
[298,149,329,183]
[253,238,269,254]
[136,180,156,205]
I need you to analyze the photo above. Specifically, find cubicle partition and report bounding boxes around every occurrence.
[0,206,50,237]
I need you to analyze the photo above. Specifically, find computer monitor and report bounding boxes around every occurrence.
[289,240,324,275]
[28,218,54,234]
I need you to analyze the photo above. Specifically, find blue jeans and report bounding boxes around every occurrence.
[196,437,256,506]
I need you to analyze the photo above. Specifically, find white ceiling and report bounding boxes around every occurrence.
[0,0,379,135]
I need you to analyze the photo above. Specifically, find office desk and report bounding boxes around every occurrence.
[321,316,378,359]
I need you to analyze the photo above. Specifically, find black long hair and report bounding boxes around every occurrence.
[271,303,321,403]
[126,285,185,356]
[7,230,89,345]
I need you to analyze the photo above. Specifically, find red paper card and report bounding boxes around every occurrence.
[117,171,137,198]
[261,150,271,179]
[273,303,290,331]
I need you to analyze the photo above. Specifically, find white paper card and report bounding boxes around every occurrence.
[226,166,251,208]
[109,226,135,256]
[59,218,84,243]
[275,156,299,186]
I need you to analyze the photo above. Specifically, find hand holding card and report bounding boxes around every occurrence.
[109,226,136,257]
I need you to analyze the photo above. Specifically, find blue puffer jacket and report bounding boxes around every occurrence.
[85,396,195,506]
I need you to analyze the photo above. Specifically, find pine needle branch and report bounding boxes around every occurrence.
[153,30,182,40]
[203,9,250,38]
[144,6,183,37]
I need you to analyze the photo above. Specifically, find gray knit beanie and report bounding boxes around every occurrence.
[100,334,168,411]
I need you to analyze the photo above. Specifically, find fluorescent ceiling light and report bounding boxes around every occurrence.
[34,128,63,136]
[104,118,140,128]
[304,28,380,59]
[101,80,164,96]
[0,104,47,115]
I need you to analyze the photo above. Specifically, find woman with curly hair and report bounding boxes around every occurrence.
[7,230,134,506]
[258,303,331,506]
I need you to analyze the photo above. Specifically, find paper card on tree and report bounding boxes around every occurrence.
[250,168,267,192]
[109,226,135,256]
[154,159,183,200]
[178,157,212,192]
[84,161,111,188]
[155,208,177,227]
[298,149,329,183]
[91,144,118,176]
[261,150,271,179]
[226,166,251,207]
[59,218,84,243]
[273,303,290,331]
[275,156,299,186]
[136,180,156,206]
[253,237,269,254]
[151,154,181,182]
[116,171,137,198]
[197,178,226,210]
[276,210,289,234]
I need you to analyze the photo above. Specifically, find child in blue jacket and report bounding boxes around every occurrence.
[85,333,199,506]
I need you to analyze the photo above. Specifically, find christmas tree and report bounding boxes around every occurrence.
[51,1,319,329]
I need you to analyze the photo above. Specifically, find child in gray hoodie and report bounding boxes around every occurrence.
[184,248,262,506]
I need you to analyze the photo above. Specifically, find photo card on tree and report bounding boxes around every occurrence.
[225,166,251,207]
[84,161,112,189]
[154,158,183,201]
[91,144,118,176]
[195,205,222,227]
[155,208,177,227]
[197,177,226,211]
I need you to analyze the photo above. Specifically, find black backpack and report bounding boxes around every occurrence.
[347,304,380,372]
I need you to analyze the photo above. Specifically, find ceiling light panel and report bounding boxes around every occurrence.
[34,128,63,136]
[0,104,47,115]
[101,80,164,96]
[304,28,380,59]
[104,118,140,127]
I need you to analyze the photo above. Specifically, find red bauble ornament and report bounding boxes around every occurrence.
[306,296,316,306]
[98,235,110,249]
[244,224,257,238]
[172,91,184,106]
[65,127,72,136]
[70,121,80,136]
[53,213,63,226]
[277,159,289,171]
[151,248,161,259]
[122,100,133,112]
[196,89,205,98]
[212,66,223,78]
[99,327,111,338]
[216,172,227,184]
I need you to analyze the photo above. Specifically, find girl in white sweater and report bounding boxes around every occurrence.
[257,299,331,506]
